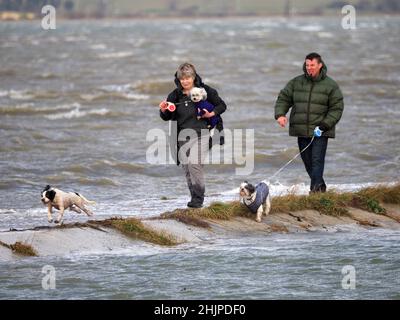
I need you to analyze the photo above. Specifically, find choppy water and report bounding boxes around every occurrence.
[1,227,399,299]
[0,16,399,299]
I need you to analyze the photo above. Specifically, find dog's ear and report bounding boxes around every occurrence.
[200,88,207,100]
[245,184,255,194]
[46,190,56,201]
[189,88,195,100]
[43,185,51,191]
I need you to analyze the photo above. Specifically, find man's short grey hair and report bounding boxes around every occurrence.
[177,62,197,79]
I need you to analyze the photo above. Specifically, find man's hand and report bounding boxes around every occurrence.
[277,116,288,128]
[201,109,215,118]
[314,126,322,137]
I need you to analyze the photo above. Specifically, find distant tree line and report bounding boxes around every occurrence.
[2,0,399,17]
[0,0,75,12]
[329,0,400,12]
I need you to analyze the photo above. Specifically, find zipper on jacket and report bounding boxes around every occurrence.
[306,82,315,137]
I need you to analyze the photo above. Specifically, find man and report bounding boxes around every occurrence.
[274,52,344,193]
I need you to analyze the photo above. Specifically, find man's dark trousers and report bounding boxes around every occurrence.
[298,137,328,192]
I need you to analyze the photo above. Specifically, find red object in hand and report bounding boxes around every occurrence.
[166,102,176,112]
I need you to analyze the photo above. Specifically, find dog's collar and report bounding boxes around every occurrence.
[242,195,254,204]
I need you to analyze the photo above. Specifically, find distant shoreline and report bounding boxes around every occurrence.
[1,11,400,22]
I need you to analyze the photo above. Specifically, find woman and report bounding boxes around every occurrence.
[159,62,227,208]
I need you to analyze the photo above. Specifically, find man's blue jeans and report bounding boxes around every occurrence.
[298,137,328,192]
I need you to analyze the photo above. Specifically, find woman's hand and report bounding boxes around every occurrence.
[201,109,215,118]
[159,101,168,113]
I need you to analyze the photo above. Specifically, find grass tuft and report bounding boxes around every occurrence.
[271,191,350,216]
[0,240,38,256]
[107,217,178,246]
[161,201,253,227]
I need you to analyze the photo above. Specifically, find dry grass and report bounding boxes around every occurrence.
[350,183,400,214]
[160,183,400,225]
[272,184,400,216]
[356,184,400,204]
[159,211,211,228]
[0,240,38,256]
[271,191,351,216]
[102,217,178,246]
[161,201,253,228]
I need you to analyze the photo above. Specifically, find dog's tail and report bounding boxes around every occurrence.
[75,193,96,205]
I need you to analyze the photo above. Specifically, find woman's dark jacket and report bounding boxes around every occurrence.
[160,73,227,164]
[160,73,226,133]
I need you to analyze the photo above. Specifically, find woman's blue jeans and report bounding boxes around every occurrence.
[298,137,328,192]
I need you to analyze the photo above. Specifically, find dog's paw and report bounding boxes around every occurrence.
[256,217,262,223]
[48,219,53,223]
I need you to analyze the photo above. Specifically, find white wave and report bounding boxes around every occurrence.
[126,38,146,47]
[98,51,134,59]
[299,25,324,32]
[80,84,150,101]
[0,103,88,116]
[317,32,334,38]
[225,30,236,37]
[90,43,107,50]
[2,102,34,109]
[100,84,131,92]
[249,20,284,28]
[124,93,149,100]
[359,22,382,29]
[45,105,110,120]
[1,89,31,100]
[24,208,46,216]
[79,93,103,101]
[289,24,323,32]
[9,90,35,100]
[0,209,17,214]
[29,40,40,46]
[64,36,87,42]
[39,103,80,112]
[221,181,396,198]
[65,243,171,259]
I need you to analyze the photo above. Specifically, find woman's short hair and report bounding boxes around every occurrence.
[177,62,197,79]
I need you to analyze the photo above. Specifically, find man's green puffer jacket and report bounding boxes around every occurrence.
[274,61,344,138]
